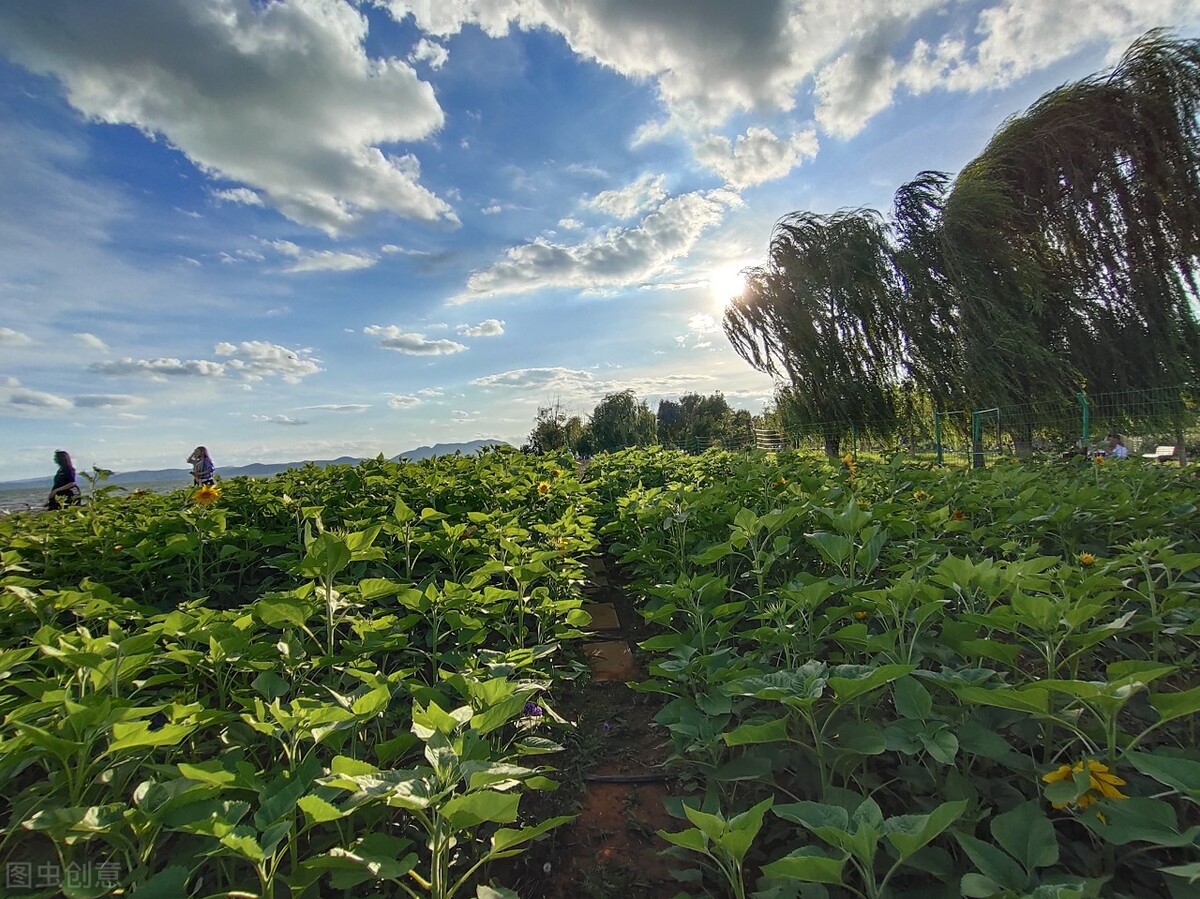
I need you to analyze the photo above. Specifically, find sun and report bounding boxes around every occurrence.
[708,264,749,308]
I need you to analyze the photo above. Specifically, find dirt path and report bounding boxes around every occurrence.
[504,552,680,899]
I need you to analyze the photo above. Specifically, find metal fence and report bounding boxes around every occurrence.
[729,385,1197,466]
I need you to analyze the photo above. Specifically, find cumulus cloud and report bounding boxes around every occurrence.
[557,217,584,230]
[457,189,734,301]
[409,37,449,69]
[74,332,109,351]
[456,319,505,337]
[251,413,307,426]
[378,0,1196,141]
[481,204,504,215]
[73,394,143,408]
[471,367,598,392]
[0,0,455,234]
[266,240,377,273]
[380,0,806,127]
[0,327,33,346]
[0,381,73,412]
[583,173,668,219]
[214,341,322,383]
[694,127,819,189]
[387,394,422,409]
[211,186,263,206]
[91,341,320,384]
[417,387,444,397]
[364,325,467,355]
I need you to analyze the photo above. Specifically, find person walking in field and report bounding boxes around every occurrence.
[46,449,80,509]
[187,446,216,485]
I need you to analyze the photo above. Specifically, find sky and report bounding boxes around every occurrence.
[1,1,1198,481]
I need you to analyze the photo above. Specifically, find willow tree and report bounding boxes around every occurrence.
[903,30,1200,447]
[723,210,901,456]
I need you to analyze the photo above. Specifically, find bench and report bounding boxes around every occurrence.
[1141,445,1177,461]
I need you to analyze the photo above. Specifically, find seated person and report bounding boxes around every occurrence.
[1105,432,1129,459]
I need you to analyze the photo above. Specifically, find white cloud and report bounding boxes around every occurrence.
[0,327,33,346]
[380,1,1198,143]
[481,204,504,215]
[73,394,142,408]
[417,387,444,397]
[364,325,467,355]
[74,332,109,351]
[557,217,584,230]
[0,381,73,412]
[91,357,227,379]
[694,127,819,189]
[0,0,455,234]
[91,341,319,384]
[583,173,668,219]
[251,413,307,426]
[471,367,598,392]
[301,403,372,413]
[456,319,505,337]
[211,187,263,207]
[214,341,322,383]
[688,313,719,334]
[266,240,377,273]
[387,394,422,409]
[409,37,449,69]
[458,189,733,301]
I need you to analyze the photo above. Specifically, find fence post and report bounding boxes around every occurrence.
[1076,392,1090,449]
[934,413,944,466]
[971,410,985,469]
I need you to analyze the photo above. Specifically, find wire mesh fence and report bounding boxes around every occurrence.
[677,385,1198,466]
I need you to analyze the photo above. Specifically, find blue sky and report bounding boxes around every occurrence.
[1,0,1197,480]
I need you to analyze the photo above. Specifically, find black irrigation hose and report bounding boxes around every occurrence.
[583,772,671,783]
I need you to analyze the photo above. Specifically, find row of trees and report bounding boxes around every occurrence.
[724,31,1200,456]
[525,391,754,455]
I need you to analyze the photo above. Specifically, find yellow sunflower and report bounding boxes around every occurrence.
[536,481,550,496]
[193,484,221,505]
[1042,759,1128,810]
[1078,552,1097,566]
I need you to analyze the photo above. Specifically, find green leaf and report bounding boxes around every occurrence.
[298,793,346,824]
[884,800,966,859]
[762,849,847,885]
[919,729,959,765]
[991,800,1058,871]
[253,595,312,629]
[1151,686,1200,725]
[720,798,773,865]
[828,664,915,702]
[955,832,1026,893]
[894,676,933,720]
[442,791,520,828]
[131,865,190,898]
[1126,751,1200,797]
[490,815,575,856]
[252,670,290,700]
[107,720,195,754]
[658,826,709,853]
[722,717,789,746]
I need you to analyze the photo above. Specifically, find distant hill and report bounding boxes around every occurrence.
[392,439,509,462]
[0,446,509,491]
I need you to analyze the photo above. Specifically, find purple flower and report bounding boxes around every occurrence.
[602,721,611,733]
[524,702,543,717]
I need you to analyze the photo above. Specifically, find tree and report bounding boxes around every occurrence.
[723,210,902,456]
[897,30,1200,451]
[588,390,656,453]
[526,404,587,454]
[656,392,749,451]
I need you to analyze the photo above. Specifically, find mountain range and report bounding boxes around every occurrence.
[0,440,509,490]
